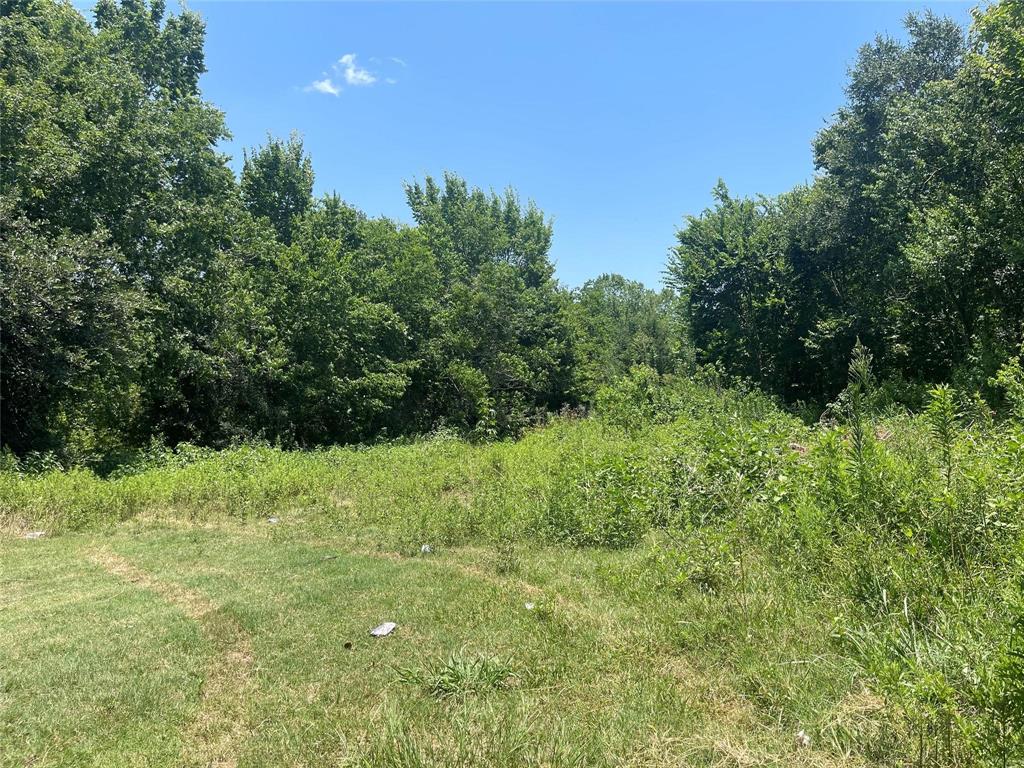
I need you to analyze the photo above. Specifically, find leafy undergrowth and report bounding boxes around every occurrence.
[2,369,1023,765]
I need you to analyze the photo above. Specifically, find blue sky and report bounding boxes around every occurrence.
[182,2,971,288]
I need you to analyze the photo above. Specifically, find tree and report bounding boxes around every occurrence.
[0,1,590,457]
[667,182,798,396]
[241,133,315,245]
[403,174,578,434]
[0,216,146,462]
[667,6,1024,405]
[257,240,412,445]
[405,173,555,288]
[572,274,681,393]
[1,0,245,454]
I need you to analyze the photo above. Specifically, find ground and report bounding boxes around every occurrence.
[0,515,856,768]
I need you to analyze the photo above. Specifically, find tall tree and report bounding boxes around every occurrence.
[667,182,799,396]
[668,7,1024,404]
[0,215,146,461]
[241,133,315,245]
[405,174,577,434]
[1,0,244,452]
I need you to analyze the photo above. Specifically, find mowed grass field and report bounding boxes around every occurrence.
[2,520,838,768]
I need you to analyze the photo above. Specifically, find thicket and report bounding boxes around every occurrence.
[3,4,1024,764]
[667,5,1024,407]
[6,2,1023,469]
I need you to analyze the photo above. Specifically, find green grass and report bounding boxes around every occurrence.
[0,539,207,767]
[2,376,1023,766]
[1,526,806,767]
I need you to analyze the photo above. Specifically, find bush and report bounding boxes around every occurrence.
[543,442,665,548]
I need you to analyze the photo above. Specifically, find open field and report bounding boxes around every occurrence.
[5,1,1024,765]
[3,378,1022,767]
[3,524,841,768]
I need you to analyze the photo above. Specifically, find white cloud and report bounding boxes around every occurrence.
[304,53,400,96]
[338,53,376,86]
[305,77,340,96]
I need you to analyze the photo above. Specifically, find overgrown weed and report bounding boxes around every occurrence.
[3,358,1024,764]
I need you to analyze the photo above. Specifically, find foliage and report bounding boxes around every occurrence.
[4,1,1024,764]
[0,215,146,459]
[572,274,684,391]
[6,0,1021,465]
[1,0,630,461]
[668,7,1024,407]
[992,345,1024,421]
[240,132,314,244]
[594,364,672,431]
[403,173,580,435]
[397,652,517,699]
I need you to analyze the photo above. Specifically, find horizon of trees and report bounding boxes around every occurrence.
[2,0,1022,468]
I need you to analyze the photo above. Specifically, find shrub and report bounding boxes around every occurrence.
[543,444,664,548]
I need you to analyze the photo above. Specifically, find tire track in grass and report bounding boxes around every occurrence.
[88,548,255,768]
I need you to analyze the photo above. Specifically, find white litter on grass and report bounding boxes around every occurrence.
[370,622,397,637]
[420,544,432,554]
[524,602,536,611]
[267,517,279,524]
[795,729,811,748]
[24,531,46,540]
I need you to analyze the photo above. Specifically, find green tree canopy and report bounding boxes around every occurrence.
[669,6,1024,405]
[573,274,681,391]
[241,133,315,245]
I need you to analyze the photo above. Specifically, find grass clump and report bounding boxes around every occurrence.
[397,651,518,699]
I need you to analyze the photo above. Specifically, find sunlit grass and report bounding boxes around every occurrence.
[2,378,1021,765]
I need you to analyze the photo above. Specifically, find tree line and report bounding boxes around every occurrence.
[668,4,1024,407]
[0,0,680,466]
[2,0,1022,468]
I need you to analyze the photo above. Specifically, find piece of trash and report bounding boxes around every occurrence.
[524,602,536,611]
[795,729,811,748]
[370,622,397,637]
[267,516,279,524]
[24,531,46,540]
[420,544,432,554]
